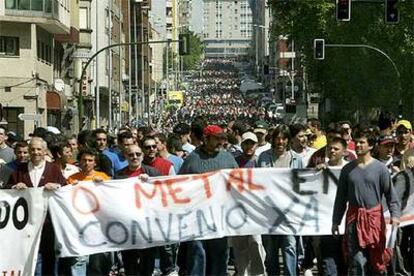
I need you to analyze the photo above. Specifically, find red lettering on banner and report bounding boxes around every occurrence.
[135,173,220,208]
[72,186,100,215]
[246,169,264,190]
[135,177,191,208]
[227,169,245,192]
[227,169,264,192]
[162,177,191,205]
[192,172,217,199]
[135,182,167,208]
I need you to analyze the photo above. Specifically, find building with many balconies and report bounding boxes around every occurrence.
[0,0,74,137]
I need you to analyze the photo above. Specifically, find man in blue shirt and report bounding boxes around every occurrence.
[94,129,126,176]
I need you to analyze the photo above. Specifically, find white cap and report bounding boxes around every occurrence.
[47,126,61,135]
[241,132,258,143]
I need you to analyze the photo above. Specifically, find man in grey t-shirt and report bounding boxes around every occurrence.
[0,126,15,163]
[257,124,303,276]
[332,130,400,274]
[178,125,238,276]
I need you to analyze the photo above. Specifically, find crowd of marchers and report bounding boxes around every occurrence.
[0,109,413,276]
[158,59,272,132]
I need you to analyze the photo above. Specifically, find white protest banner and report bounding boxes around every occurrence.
[0,189,48,275]
[49,168,414,257]
[50,168,341,257]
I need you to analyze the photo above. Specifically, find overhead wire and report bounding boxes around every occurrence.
[0,78,36,89]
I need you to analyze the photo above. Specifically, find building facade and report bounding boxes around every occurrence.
[203,0,253,58]
[0,0,73,138]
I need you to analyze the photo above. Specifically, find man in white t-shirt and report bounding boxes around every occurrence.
[173,122,195,154]
[253,120,271,157]
[290,123,317,167]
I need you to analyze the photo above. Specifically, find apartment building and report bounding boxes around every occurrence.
[203,0,253,58]
[0,0,73,137]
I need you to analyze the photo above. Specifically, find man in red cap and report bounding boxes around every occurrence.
[375,135,399,177]
[178,124,238,276]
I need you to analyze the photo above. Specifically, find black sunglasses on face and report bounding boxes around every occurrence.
[144,145,157,150]
[128,152,143,157]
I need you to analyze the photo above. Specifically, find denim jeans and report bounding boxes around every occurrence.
[35,222,57,276]
[34,252,58,276]
[230,235,266,275]
[58,256,89,276]
[262,235,297,276]
[180,238,229,276]
[347,222,369,275]
[319,236,346,276]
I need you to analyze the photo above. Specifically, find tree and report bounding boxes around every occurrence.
[180,29,204,71]
[269,0,414,122]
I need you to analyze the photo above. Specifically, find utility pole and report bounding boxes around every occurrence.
[108,0,113,130]
[166,40,170,95]
[147,14,151,126]
[95,0,100,128]
[118,2,122,128]
[127,0,132,124]
[255,27,259,78]
[141,8,145,119]
[134,4,139,119]
[291,39,295,100]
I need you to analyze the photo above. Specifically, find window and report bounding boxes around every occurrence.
[0,36,20,56]
[45,0,52,12]
[37,40,52,64]
[79,7,89,29]
[31,0,43,11]
[5,0,16,9]
[3,107,24,137]
[6,0,53,12]
[19,0,30,10]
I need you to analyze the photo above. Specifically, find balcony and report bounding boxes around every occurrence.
[3,0,70,34]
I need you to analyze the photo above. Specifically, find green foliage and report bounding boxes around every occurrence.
[180,30,204,71]
[270,0,414,121]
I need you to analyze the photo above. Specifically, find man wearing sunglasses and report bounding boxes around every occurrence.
[142,136,176,176]
[141,136,178,275]
[114,144,160,275]
[115,144,160,179]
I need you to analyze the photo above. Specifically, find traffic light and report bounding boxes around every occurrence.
[385,0,399,24]
[336,0,351,21]
[314,39,325,60]
[179,34,190,56]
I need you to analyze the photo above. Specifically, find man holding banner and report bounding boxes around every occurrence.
[178,125,238,276]
[332,129,401,274]
[257,124,303,276]
[231,131,266,275]
[7,137,66,276]
[115,143,161,275]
